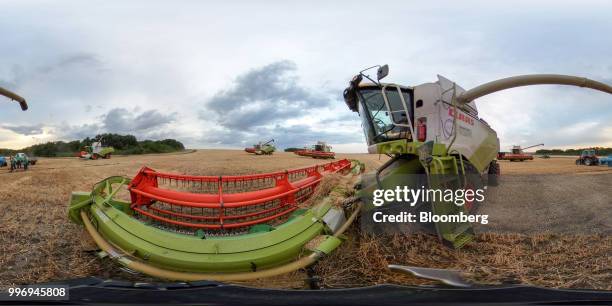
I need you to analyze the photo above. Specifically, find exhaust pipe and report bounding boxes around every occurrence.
[0,86,28,110]
[456,74,612,104]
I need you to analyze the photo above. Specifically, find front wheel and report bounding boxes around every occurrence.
[487,161,500,186]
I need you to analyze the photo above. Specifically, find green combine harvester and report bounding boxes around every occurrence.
[67,65,611,282]
[343,65,612,248]
[78,141,115,159]
[244,139,276,155]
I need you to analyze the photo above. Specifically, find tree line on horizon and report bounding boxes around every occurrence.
[0,133,185,157]
[536,147,612,156]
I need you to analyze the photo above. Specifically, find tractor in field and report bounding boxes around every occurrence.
[79,141,115,159]
[295,141,335,159]
[244,139,276,155]
[9,152,30,172]
[497,143,544,161]
[343,64,612,248]
[575,149,600,166]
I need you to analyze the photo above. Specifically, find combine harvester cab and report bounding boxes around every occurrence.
[342,65,612,248]
[68,159,364,281]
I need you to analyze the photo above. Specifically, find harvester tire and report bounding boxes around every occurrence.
[104,153,111,159]
[487,161,500,187]
[585,159,593,166]
[92,154,99,160]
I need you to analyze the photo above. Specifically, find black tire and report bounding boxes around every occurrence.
[585,159,593,166]
[487,161,500,187]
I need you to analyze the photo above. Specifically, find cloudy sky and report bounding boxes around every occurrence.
[1,0,611,152]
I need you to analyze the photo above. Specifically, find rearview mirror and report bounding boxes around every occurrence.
[377,64,389,81]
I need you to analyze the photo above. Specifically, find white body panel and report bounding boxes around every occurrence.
[412,76,499,167]
[91,142,103,154]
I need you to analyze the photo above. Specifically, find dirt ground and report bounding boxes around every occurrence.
[482,157,611,235]
[0,151,610,289]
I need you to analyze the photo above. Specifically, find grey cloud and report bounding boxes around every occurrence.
[1,124,44,135]
[3,1,612,152]
[102,108,177,134]
[201,123,362,149]
[0,65,23,89]
[58,123,102,140]
[263,125,362,149]
[38,53,102,75]
[1,53,103,89]
[196,60,350,147]
[202,60,332,130]
[52,108,178,140]
[200,129,252,146]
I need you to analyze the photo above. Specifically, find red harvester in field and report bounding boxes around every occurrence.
[497,143,544,162]
[294,141,335,159]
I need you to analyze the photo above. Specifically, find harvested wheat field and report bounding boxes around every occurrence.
[0,151,610,290]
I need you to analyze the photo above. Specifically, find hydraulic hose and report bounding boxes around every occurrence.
[455,74,612,104]
[80,202,362,282]
[0,86,28,110]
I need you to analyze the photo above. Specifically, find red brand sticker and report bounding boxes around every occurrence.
[448,108,474,126]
